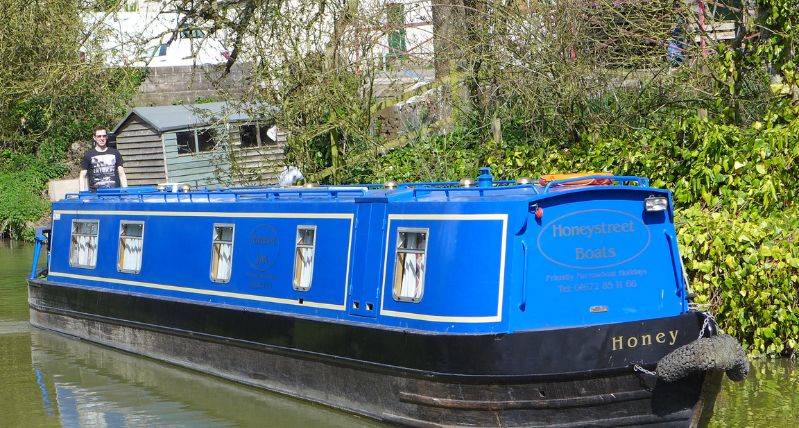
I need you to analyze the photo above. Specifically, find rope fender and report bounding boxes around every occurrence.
[655,334,749,382]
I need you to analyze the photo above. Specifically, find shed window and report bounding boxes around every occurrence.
[211,224,234,282]
[293,226,316,290]
[392,229,427,302]
[177,129,217,155]
[177,131,195,154]
[239,123,277,148]
[117,222,144,274]
[180,25,206,39]
[70,220,99,269]
[197,129,215,152]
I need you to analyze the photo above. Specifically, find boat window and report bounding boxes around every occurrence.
[117,221,144,274]
[392,228,427,302]
[69,220,99,269]
[293,226,316,291]
[211,224,234,283]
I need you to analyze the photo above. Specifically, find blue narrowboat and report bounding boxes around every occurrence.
[28,168,747,427]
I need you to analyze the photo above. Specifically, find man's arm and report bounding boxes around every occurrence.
[79,170,88,191]
[118,166,128,187]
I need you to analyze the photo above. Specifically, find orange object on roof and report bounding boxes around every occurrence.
[539,172,613,186]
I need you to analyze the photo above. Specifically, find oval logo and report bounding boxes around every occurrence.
[537,209,651,270]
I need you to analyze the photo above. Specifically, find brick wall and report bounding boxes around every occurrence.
[133,64,250,106]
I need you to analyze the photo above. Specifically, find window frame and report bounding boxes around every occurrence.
[177,128,217,155]
[210,223,235,283]
[238,122,277,149]
[117,221,145,274]
[69,219,100,269]
[292,225,317,291]
[391,227,429,303]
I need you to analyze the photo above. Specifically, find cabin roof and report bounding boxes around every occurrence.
[112,102,276,134]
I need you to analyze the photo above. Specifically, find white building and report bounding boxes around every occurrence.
[83,5,230,67]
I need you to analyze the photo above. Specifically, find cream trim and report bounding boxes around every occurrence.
[53,210,353,220]
[379,310,503,323]
[344,219,354,305]
[48,271,345,311]
[379,213,508,323]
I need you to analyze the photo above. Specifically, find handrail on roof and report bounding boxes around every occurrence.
[412,184,539,200]
[63,187,368,203]
[542,175,649,194]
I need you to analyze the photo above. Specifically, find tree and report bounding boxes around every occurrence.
[0,0,143,158]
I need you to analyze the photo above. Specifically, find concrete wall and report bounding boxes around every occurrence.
[48,179,80,201]
[133,64,250,106]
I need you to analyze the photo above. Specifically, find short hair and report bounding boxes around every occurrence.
[93,125,107,136]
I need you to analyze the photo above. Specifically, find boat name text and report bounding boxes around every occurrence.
[552,221,635,239]
[612,330,678,350]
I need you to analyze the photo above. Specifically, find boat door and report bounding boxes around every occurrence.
[346,201,388,318]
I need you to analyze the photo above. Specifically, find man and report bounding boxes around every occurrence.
[79,126,128,191]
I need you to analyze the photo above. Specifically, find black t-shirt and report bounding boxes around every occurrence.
[81,147,124,191]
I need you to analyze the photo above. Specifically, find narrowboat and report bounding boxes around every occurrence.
[28,168,748,427]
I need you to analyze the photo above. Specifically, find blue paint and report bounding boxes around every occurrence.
[29,227,49,279]
[34,368,54,417]
[39,174,688,334]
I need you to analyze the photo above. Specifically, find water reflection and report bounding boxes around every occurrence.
[27,330,383,428]
[0,240,36,322]
[710,358,799,427]
[2,240,798,427]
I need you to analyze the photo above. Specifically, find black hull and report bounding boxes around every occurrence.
[28,279,720,427]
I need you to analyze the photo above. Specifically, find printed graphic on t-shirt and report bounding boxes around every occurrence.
[90,154,118,189]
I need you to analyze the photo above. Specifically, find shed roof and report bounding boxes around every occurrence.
[112,102,274,134]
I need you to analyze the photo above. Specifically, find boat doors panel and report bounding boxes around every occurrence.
[523,188,686,328]
[346,203,388,318]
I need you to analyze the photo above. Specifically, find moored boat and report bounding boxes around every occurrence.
[28,168,747,427]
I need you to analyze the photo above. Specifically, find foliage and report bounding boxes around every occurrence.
[346,111,799,356]
[678,207,799,357]
[0,152,67,240]
[0,0,796,355]
[0,0,146,237]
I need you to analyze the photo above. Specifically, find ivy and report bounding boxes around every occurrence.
[351,112,799,357]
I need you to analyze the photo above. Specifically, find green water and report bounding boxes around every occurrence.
[2,241,797,427]
[0,241,382,428]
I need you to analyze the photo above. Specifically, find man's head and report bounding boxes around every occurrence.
[93,126,108,149]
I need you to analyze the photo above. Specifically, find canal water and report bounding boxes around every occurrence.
[2,240,796,427]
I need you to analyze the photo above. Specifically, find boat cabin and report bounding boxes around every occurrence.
[44,171,686,334]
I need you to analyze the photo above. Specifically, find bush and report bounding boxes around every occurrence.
[352,113,799,356]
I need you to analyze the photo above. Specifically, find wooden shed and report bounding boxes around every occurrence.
[111,102,286,187]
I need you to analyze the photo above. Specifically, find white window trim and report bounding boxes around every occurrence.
[69,219,100,269]
[210,223,235,283]
[293,225,317,291]
[392,227,428,303]
[117,221,145,274]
